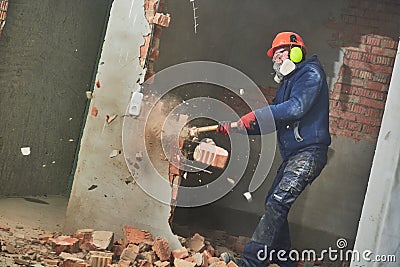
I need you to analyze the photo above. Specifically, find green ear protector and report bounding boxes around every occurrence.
[290,46,303,63]
[289,34,304,63]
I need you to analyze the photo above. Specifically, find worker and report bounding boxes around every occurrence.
[216,32,331,267]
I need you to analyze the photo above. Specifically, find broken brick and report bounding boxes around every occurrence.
[227,261,238,267]
[209,261,227,267]
[91,107,99,117]
[193,253,203,266]
[39,233,54,244]
[124,225,153,245]
[207,257,220,265]
[120,244,139,262]
[62,260,89,267]
[139,35,151,68]
[141,251,158,264]
[155,261,171,267]
[189,234,206,253]
[74,229,95,251]
[92,230,114,250]
[193,142,229,169]
[50,236,80,254]
[138,259,153,267]
[201,252,209,267]
[0,225,10,231]
[118,259,131,267]
[112,239,125,258]
[172,247,189,259]
[152,237,170,261]
[152,13,171,27]
[174,258,196,267]
[206,245,216,257]
[88,251,113,267]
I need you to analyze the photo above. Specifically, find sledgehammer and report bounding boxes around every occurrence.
[188,122,238,137]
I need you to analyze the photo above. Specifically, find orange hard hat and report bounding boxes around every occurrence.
[267,31,307,58]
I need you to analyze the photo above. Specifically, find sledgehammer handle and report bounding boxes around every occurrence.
[197,122,238,133]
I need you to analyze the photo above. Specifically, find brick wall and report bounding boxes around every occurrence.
[260,0,399,142]
[326,0,400,141]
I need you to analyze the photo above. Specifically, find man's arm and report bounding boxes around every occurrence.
[255,67,323,127]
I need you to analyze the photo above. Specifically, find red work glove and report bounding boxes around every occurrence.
[216,121,232,135]
[237,111,257,131]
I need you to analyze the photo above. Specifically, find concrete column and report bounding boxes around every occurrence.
[351,40,400,266]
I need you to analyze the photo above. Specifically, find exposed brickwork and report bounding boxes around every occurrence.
[0,0,8,38]
[141,0,170,82]
[325,0,399,141]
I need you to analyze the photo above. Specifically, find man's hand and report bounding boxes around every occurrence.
[216,112,257,135]
[216,121,233,135]
[237,111,257,131]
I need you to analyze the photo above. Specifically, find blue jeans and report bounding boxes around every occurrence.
[241,147,327,267]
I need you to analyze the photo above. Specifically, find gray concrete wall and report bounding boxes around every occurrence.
[0,0,111,196]
[155,0,375,249]
[64,0,181,249]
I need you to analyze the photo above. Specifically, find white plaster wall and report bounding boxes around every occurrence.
[351,40,400,267]
[65,0,181,249]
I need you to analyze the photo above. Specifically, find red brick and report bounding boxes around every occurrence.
[209,261,227,267]
[371,47,397,57]
[365,81,387,91]
[353,69,372,79]
[62,260,89,267]
[152,237,170,261]
[381,39,398,49]
[361,53,377,63]
[91,107,98,117]
[174,259,196,267]
[207,257,220,265]
[330,92,360,104]
[201,252,209,267]
[365,35,381,46]
[120,244,140,262]
[138,260,153,267]
[172,247,189,259]
[0,225,10,231]
[355,115,381,126]
[74,229,95,251]
[152,13,171,27]
[362,125,380,135]
[192,253,203,266]
[50,236,80,255]
[88,251,113,267]
[124,225,153,245]
[372,73,390,83]
[189,234,206,253]
[375,56,393,66]
[344,58,369,70]
[360,97,386,109]
[227,261,238,267]
[368,64,393,74]
[364,107,384,119]
[155,261,171,267]
[357,88,387,101]
[112,239,125,258]
[330,109,357,122]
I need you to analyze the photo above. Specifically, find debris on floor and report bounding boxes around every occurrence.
[0,223,349,267]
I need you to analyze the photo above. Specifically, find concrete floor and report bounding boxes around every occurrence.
[0,196,68,232]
